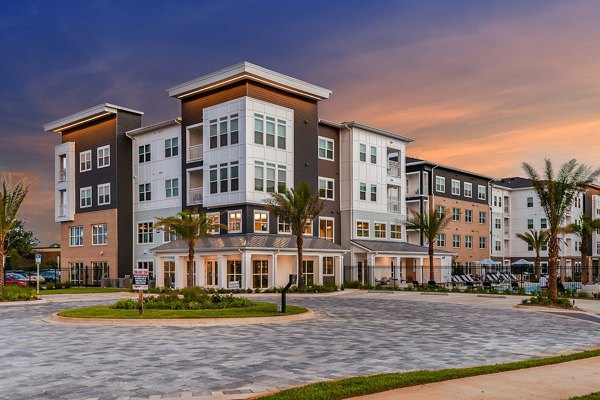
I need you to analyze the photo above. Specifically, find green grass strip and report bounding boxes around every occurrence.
[57,302,306,319]
[257,348,600,400]
[42,288,130,295]
[571,392,600,400]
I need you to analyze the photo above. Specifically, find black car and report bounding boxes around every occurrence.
[40,270,61,283]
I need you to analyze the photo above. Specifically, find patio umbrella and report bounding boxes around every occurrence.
[511,259,533,266]
[476,258,501,266]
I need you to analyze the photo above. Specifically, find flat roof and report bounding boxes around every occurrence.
[126,118,181,137]
[318,118,414,143]
[406,157,495,180]
[44,103,144,133]
[167,61,332,100]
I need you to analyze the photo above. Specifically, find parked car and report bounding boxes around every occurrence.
[40,270,60,283]
[3,273,32,287]
[11,270,45,284]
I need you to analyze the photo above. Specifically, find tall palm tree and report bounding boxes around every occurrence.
[266,181,324,288]
[522,159,600,301]
[406,208,450,282]
[0,177,29,292]
[155,209,225,288]
[515,229,549,279]
[564,214,600,284]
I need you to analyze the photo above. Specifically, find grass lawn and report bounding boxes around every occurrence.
[572,393,600,400]
[257,349,600,400]
[41,287,130,295]
[58,302,306,319]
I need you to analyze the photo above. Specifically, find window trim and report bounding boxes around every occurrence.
[137,221,154,244]
[436,176,445,193]
[253,210,269,233]
[91,223,108,246]
[228,210,243,233]
[318,136,335,161]
[97,183,110,206]
[322,256,335,276]
[165,178,179,198]
[79,150,92,172]
[356,220,370,238]
[80,186,92,208]
[390,224,402,240]
[69,225,84,247]
[165,137,179,158]
[464,182,472,198]
[478,185,486,200]
[319,217,334,242]
[374,221,387,239]
[277,217,291,235]
[318,177,335,201]
[451,179,460,196]
[97,145,110,169]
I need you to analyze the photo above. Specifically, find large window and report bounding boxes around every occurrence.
[465,209,473,223]
[254,211,269,233]
[165,138,179,158]
[207,212,221,235]
[319,177,334,200]
[452,208,460,221]
[323,257,334,276]
[390,224,402,240]
[92,224,107,245]
[227,260,242,288]
[69,226,83,247]
[374,222,386,238]
[209,163,237,194]
[80,150,91,172]
[205,260,218,286]
[436,176,445,192]
[213,114,239,147]
[451,179,460,195]
[138,144,151,163]
[228,211,242,233]
[70,262,84,285]
[277,165,285,193]
[209,119,218,149]
[162,227,177,243]
[304,260,314,286]
[464,182,472,198]
[165,178,179,198]
[98,183,110,205]
[437,233,446,247]
[139,183,151,202]
[266,163,276,193]
[80,187,92,208]
[164,261,175,288]
[478,185,486,200]
[210,165,218,194]
[220,163,228,192]
[138,222,153,244]
[253,114,264,145]
[319,218,334,242]
[356,221,369,237]
[359,144,366,162]
[465,235,473,249]
[231,162,239,191]
[318,137,334,160]
[220,116,229,147]
[97,145,110,168]
[452,234,461,248]
[254,114,285,149]
[278,217,291,234]
[253,260,269,289]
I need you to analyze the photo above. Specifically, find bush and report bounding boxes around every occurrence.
[112,299,138,309]
[344,280,363,289]
[521,293,573,308]
[0,285,37,301]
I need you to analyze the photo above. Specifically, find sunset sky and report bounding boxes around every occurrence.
[2,0,600,245]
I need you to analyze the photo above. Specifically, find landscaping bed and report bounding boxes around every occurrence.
[0,286,38,302]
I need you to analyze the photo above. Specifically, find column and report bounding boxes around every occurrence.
[317,254,323,285]
[174,256,185,289]
[196,256,204,287]
[271,252,278,288]
[337,255,344,286]
[395,256,401,284]
[217,254,226,289]
[419,257,424,283]
[156,256,164,287]
[369,253,377,286]
[244,252,253,289]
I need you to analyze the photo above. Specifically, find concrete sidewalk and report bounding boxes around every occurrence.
[353,356,600,400]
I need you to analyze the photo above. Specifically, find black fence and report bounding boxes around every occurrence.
[3,267,133,288]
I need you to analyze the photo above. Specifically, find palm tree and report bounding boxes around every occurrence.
[0,177,29,292]
[522,159,600,301]
[155,209,225,288]
[406,208,450,282]
[265,181,324,288]
[564,214,600,284]
[515,229,549,279]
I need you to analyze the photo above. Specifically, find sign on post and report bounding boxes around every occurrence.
[35,253,42,294]
[35,254,42,265]
[132,269,149,290]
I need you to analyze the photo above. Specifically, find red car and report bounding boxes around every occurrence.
[4,273,32,288]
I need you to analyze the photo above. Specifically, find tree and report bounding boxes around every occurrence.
[406,208,450,283]
[564,214,600,284]
[522,159,600,301]
[266,181,324,288]
[0,176,30,292]
[155,209,225,288]
[515,229,549,279]
[3,219,38,259]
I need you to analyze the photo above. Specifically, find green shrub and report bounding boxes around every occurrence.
[112,299,138,309]
[344,280,363,289]
[0,285,37,301]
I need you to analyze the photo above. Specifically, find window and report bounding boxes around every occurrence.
[541,218,547,229]
[228,211,242,232]
[91,262,108,285]
[370,184,377,202]
[227,260,242,288]
[319,177,334,200]
[163,227,177,243]
[210,165,218,194]
[277,119,286,149]
[464,182,472,198]
[138,144,151,163]
[451,179,460,195]
[479,211,486,224]
[374,222,386,238]
[98,183,110,205]
[542,244,548,251]
[70,262,84,285]
[209,119,218,149]
[323,256,334,276]
[465,209,473,223]
[465,235,473,249]
[319,218,334,242]
[436,176,445,192]
[390,224,402,240]
[207,212,220,235]
[265,117,275,147]
[80,187,92,208]
[479,236,486,249]
[92,224,107,245]
[138,183,151,202]
[254,114,264,145]
[97,145,110,168]
[138,222,153,244]
[597,242,600,255]
[230,114,239,145]
[478,185,486,200]
[528,244,534,252]
[278,217,291,234]
[359,183,366,200]
[495,218,501,229]
[356,221,369,237]
[495,240,501,251]
[220,163,228,193]
[438,205,446,218]
[527,197,534,207]
[277,165,285,193]
[493,196,498,207]
[370,146,377,164]
[254,161,264,191]
[165,178,179,198]
[452,234,461,248]
[254,211,269,233]
[80,150,91,172]
[266,163,276,193]
[304,260,314,286]
[219,116,228,147]
[498,197,502,207]
[138,261,155,280]
[303,220,313,236]
[231,162,239,191]
[253,260,269,289]
[165,138,179,158]
[527,219,534,229]
[69,226,83,247]
[437,233,446,247]
[452,208,460,221]
[359,144,366,162]
[318,137,334,160]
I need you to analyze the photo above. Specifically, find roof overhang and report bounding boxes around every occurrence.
[44,103,144,134]
[406,159,495,181]
[126,118,181,138]
[167,61,332,101]
[342,121,414,143]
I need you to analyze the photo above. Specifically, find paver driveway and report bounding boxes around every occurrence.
[1,292,599,400]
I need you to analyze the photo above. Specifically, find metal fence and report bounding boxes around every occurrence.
[4,268,135,288]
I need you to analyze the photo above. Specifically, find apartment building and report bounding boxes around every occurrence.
[584,183,600,279]
[44,104,143,283]
[405,158,492,272]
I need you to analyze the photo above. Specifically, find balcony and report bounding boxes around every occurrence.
[58,169,66,182]
[388,197,401,213]
[58,204,67,218]
[187,188,203,205]
[187,144,203,163]
[387,160,401,178]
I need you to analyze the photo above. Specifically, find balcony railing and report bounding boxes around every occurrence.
[407,186,421,195]
[58,169,66,182]
[388,197,401,213]
[187,144,203,163]
[58,204,67,217]
[387,160,401,178]
[187,188,203,205]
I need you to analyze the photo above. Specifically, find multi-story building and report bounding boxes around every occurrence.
[405,158,493,272]
[126,118,182,281]
[584,183,600,279]
[44,104,143,283]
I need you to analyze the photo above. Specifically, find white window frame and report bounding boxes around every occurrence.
[452,234,461,248]
[318,177,335,200]
[390,224,402,240]
[465,209,473,223]
[97,183,110,206]
[253,210,269,233]
[437,233,446,247]
[162,227,177,243]
[478,185,486,200]
[322,256,335,276]
[495,218,501,229]
[452,208,460,222]
[370,146,377,164]
[165,137,179,158]
[80,150,92,172]
[80,186,92,208]
[359,144,366,162]
[137,222,154,244]
[207,212,220,235]
[356,220,370,238]
[97,145,110,169]
[359,183,366,201]
[495,240,501,252]
[451,179,460,196]
[464,182,472,198]
[479,236,486,249]
[436,176,445,192]
[374,222,386,239]
[138,183,151,202]
[465,235,473,249]
[165,178,179,198]
[318,137,334,161]
[527,197,534,207]
[303,219,313,236]
[479,211,486,224]
[138,144,151,164]
[278,217,291,234]
[92,223,108,246]
[69,226,83,247]
[228,210,242,233]
[319,217,334,242]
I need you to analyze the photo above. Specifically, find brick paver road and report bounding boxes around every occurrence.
[1,292,599,400]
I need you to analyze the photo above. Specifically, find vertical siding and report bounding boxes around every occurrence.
[318,123,341,244]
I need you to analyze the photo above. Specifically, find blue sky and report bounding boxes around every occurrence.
[2,0,600,244]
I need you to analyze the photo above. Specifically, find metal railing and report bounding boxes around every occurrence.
[387,160,401,177]
[387,197,401,213]
[58,204,67,217]
[187,188,203,205]
[187,144,203,163]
